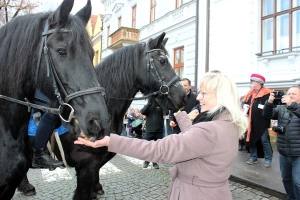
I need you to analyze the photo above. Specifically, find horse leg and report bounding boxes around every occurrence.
[17,174,36,196]
[93,152,117,195]
[73,160,101,200]
[0,125,30,200]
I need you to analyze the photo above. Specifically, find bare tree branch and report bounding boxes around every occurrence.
[0,0,38,26]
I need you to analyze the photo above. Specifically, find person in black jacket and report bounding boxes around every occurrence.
[140,98,164,169]
[262,86,300,200]
[169,78,199,134]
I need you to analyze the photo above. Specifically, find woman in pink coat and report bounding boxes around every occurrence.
[75,72,248,200]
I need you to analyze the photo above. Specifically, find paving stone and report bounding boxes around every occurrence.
[12,154,283,200]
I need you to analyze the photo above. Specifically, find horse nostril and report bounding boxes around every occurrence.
[87,119,102,135]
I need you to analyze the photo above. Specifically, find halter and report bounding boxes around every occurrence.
[131,44,180,100]
[105,43,181,101]
[0,19,105,122]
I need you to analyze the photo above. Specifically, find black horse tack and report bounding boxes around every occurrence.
[0,0,110,199]
[0,20,105,123]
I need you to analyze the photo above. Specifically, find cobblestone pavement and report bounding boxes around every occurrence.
[12,154,282,200]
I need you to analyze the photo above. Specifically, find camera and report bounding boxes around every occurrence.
[272,126,285,134]
[273,90,285,105]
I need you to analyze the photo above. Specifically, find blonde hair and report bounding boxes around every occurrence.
[199,72,247,138]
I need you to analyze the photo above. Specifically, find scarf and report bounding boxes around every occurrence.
[243,87,272,142]
[193,108,225,125]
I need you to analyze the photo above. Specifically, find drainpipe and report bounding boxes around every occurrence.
[194,0,199,88]
[205,0,210,73]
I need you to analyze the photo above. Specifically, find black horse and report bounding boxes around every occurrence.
[56,32,187,200]
[0,0,110,199]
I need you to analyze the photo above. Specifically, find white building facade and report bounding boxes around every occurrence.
[101,0,300,108]
[205,0,300,95]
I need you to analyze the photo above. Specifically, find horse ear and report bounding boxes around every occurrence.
[148,32,166,49]
[161,38,168,47]
[75,0,92,25]
[50,0,74,26]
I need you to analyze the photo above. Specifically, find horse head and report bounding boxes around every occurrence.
[139,32,187,114]
[36,0,110,140]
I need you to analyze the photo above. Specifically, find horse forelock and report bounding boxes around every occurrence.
[68,15,94,58]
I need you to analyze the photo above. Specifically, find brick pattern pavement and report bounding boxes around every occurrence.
[12,154,281,200]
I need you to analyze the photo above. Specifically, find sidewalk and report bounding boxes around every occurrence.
[230,140,286,198]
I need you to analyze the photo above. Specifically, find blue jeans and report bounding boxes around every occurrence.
[280,154,300,200]
[249,129,273,162]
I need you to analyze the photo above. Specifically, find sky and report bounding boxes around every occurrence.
[37,0,104,15]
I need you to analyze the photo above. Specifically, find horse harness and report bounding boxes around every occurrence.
[108,43,181,101]
[0,19,105,122]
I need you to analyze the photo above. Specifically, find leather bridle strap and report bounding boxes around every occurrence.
[129,75,180,100]
[65,87,106,103]
[0,95,60,114]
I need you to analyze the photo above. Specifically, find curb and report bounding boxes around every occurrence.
[229,175,286,199]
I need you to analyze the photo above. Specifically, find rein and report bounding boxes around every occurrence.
[0,19,105,122]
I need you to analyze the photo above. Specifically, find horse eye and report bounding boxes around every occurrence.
[57,48,67,56]
[160,59,166,64]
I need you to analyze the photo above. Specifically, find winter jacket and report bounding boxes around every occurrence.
[263,101,300,156]
[108,111,239,200]
[140,104,164,132]
[243,91,271,144]
[169,90,199,133]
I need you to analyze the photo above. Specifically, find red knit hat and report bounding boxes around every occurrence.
[250,73,265,84]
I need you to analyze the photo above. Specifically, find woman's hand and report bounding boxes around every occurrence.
[74,136,110,148]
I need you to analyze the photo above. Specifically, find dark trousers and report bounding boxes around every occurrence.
[144,131,163,163]
[165,119,173,136]
[144,131,163,141]
[35,112,61,150]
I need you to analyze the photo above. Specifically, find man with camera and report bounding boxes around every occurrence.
[262,86,300,200]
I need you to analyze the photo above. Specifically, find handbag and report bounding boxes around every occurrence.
[131,118,143,128]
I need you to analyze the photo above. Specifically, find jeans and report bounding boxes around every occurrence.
[249,129,273,162]
[280,154,300,200]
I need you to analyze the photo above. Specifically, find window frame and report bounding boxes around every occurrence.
[107,25,110,47]
[118,16,122,28]
[150,0,156,23]
[173,46,184,77]
[260,0,300,55]
[132,5,136,28]
[176,0,183,8]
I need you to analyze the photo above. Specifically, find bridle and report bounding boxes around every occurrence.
[108,43,181,101]
[0,19,105,122]
[144,43,181,98]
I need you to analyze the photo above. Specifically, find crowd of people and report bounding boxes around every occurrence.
[21,72,300,200]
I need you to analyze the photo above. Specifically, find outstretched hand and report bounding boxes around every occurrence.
[74,136,110,148]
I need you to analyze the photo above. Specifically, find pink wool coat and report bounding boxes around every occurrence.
[108,111,239,200]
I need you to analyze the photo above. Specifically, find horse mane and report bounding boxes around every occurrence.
[95,43,141,98]
[0,12,92,98]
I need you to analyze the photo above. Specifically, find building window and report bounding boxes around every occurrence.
[94,50,99,65]
[176,0,183,8]
[150,0,156,23]
[261,0,300,55]
[174,46,184,78]
[107,26,110,47]
[132,5,136,28]
[118,17,122,28]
